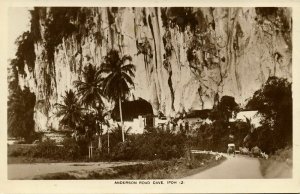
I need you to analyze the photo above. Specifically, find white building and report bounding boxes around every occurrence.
[229,110,262,128]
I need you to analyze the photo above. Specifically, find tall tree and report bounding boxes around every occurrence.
[8,86,36,142]
[100,50,136,142]
[55,90,83,130]
[74,63,104,150]
[210,95,239,122]
[246,76,292,153]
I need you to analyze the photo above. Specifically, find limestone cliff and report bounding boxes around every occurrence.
[17,7,292,132]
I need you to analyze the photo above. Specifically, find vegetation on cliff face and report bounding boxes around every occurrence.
[14,31,36,75]
[43,8,81,64]
[255,7,292,51]
[161,8,199,32]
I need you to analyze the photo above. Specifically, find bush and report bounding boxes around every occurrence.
[111,141,137,161]
[32,139,64,159]
[8,138,87,161]
[8,144,34,157]
[61,138,82,160]
[104,127,186,161]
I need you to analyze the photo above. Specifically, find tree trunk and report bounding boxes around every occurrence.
[107,129,110,154]
[119,96,125,142]
[98,134,102,151]
[98,123,102,151]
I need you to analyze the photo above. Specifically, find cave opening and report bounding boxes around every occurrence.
[112,98,154,122]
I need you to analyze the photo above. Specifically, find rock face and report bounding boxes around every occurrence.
[17,7,292,132]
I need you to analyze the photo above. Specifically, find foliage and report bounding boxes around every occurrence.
[73,62,106,150]
[7,86,36,143]
[74,63,103,108]
[189,119,250,153]
[29,8,42,41]
[246,76,292,153]
[8,144,35,157]
[32,139,63,159]
[100,50,136,101]
[43,7,80,64]
[100,50,136,141]
[255,8,291,49]
[60,137,83,160]
[210,95,239,122]
[161,7,198,32]
[8,60,19,92]
[55,89,83,129]
[255,7,279,18]
[14,31,36,75]
[8,138,84,161]
[28,7,102,66]
[136,38,153,58]
[103,127,186,161]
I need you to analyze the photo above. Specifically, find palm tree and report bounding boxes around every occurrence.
[100,50,136,142]
[74,63,104,150]
[55,89,83,130]
[74,63,103,109]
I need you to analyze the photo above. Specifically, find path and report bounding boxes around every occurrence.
[185,154,264,179]
[8,154,265,179]
[8,161,146,179]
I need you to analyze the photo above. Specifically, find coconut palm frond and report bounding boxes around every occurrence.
[55,89,83,128]
[74,64,104,108]
[100,50,135,101]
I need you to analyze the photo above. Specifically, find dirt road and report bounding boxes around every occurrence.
[185,154,264,179]
[8,155,269,179]
[8,161,146,179]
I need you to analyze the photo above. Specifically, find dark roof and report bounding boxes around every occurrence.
[186,109,211,119]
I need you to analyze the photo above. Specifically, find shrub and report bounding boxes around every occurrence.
[111,141,137,161]
[61,137,82,160]
[32,139,64,159]
[8,137,87,161]
[8,144,34,157]
[104,127,187,161]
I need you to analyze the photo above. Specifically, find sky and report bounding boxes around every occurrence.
[7,7,31,60]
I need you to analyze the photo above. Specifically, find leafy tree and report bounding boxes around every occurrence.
[8,86,36,142]
[55,90,83,130]
[100,50,136,142]
[8,59,19,93]
[210,95,239,122]
[74,63,104,150]
[246,76,292,153]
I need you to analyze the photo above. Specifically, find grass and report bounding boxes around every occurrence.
[8,144,73,164]
[8,156,60,164]
[32,154,225,180]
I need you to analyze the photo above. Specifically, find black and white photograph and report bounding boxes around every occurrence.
[5,5,294,181]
